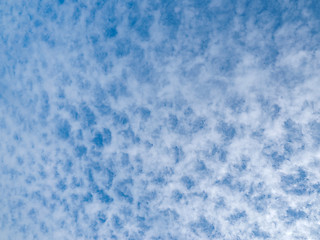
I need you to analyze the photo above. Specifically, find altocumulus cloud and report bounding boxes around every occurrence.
[1,0,320,239]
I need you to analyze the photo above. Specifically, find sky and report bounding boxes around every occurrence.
[1,0,320,239]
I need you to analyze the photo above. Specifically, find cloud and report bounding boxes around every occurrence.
[1,0,320,239]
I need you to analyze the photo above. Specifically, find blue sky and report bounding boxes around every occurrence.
[1,0,320,239]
